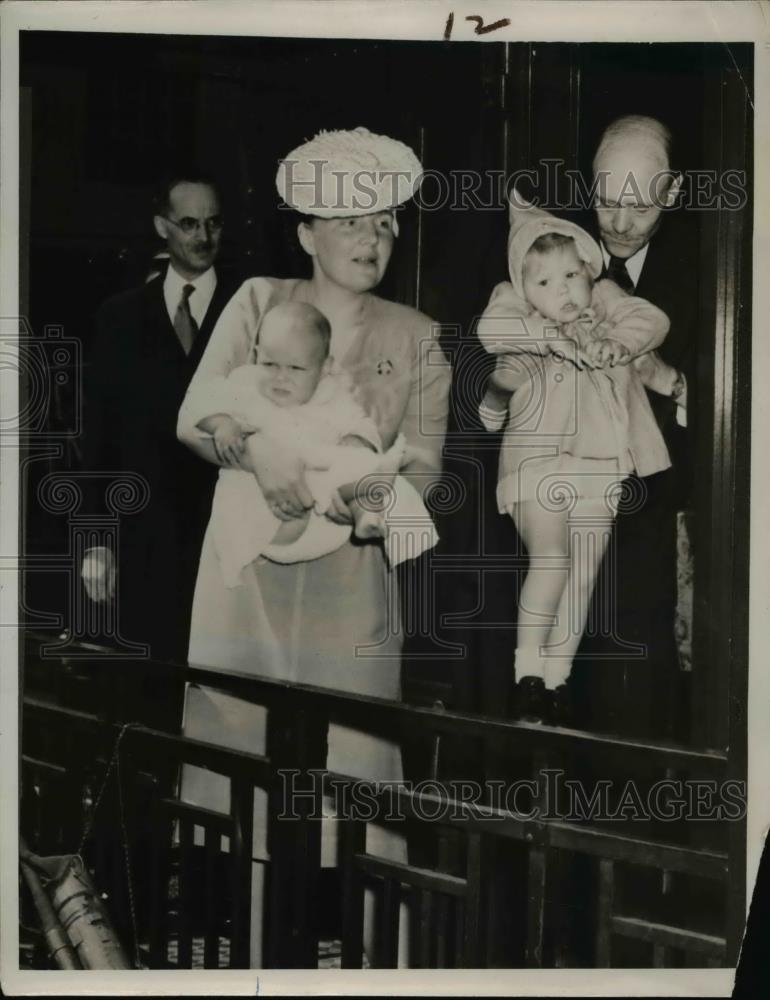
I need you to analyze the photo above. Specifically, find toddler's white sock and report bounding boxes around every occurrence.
[544,655,572,691]
[513,647,546,684]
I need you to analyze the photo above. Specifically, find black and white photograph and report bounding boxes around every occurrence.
[1,1,768,994]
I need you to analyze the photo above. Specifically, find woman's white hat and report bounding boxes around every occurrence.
[276,127,423,223]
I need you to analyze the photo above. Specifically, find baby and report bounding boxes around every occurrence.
[477,194,671,723]
[197,301,437,586]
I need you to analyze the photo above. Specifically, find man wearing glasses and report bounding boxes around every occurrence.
[80,173,237,690]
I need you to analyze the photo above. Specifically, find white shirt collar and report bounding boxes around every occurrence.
[163,263,217,328]
[600,241,649,289]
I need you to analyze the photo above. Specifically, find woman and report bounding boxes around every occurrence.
[176,128,451,966]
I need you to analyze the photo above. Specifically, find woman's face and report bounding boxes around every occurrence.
[298,212,395,293]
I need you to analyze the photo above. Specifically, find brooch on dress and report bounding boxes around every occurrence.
[376,359,393,376]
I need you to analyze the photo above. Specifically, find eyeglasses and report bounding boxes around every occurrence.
[162,215,224,235]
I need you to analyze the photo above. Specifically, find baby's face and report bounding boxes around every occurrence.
[522,244,593,323]
[255,320,327,407]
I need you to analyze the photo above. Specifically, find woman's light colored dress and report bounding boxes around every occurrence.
[176,276,450,871]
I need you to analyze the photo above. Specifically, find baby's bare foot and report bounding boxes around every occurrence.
[354,512,387,540]
[350,499,387,541]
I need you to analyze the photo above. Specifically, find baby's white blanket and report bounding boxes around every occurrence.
[197,366,438,586]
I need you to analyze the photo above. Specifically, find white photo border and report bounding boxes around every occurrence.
[1,1,767,995]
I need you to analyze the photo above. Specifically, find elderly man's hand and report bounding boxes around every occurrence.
[81,547,116,602]
[633,350,681,396]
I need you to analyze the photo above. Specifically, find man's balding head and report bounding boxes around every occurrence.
[593,115,672,175]
[592,115,681,259]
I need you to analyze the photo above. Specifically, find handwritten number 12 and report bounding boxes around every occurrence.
[444,12,511,40]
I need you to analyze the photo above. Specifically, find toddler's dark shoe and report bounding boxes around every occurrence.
[514,676,548,723]
[549,682,575,728]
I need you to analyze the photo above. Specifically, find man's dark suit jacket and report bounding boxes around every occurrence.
[571,208,698,738]
[82,267,239,669]
[624,210,696,503]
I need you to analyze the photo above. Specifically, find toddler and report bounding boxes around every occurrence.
[194,301,437,586]
[477,194,671,723]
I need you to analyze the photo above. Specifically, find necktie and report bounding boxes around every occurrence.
[174,283,199,354]
[605,255,635,295]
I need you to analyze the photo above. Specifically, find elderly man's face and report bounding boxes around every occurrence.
[593,144,678,259]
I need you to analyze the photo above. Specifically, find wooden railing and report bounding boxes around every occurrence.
[19,632,739,970]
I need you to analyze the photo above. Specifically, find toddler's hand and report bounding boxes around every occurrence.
[489,354,528,393]
[213,416,248,467]
[582,340,603,367]
[592,338,631,367]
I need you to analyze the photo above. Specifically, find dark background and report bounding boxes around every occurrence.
[21,35,714,330]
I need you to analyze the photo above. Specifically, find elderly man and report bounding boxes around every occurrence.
[80,173,238,675]
[481,115,694,737]
[579,115,693,737]
[592,116,691,439]
[472,113,697,968]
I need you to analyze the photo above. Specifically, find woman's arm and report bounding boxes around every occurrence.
[397,319,452,499]
[245,433,314,515]
[184,428,315,517]
[187,427,315,516]
[184,432,228,468]
[177,281,256,457]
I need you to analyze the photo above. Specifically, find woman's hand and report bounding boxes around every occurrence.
[246,433,314,520]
